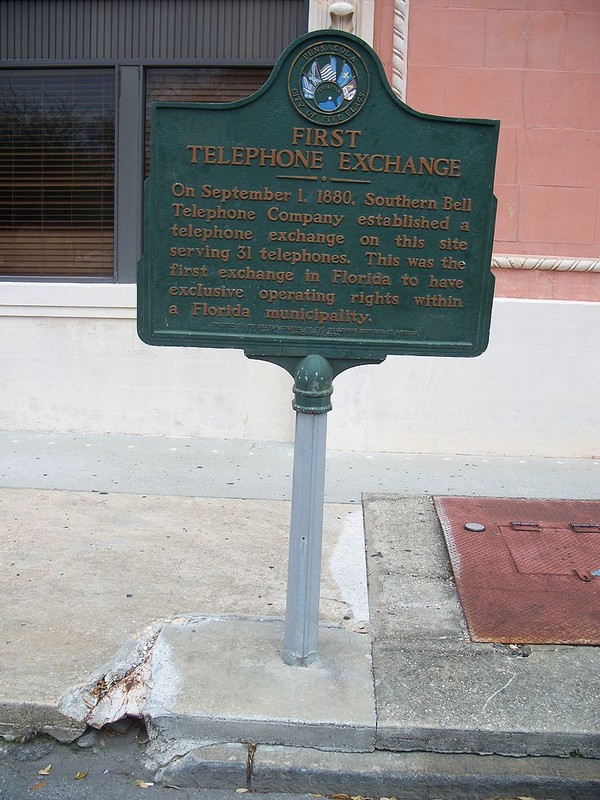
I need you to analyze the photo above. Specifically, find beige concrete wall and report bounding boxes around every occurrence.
[328,297,600,457]
[0,284,293,442]
[1,283,598,457]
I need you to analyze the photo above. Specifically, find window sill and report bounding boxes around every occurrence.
[0,282,136,319]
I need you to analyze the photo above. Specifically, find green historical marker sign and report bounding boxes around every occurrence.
[138,30,499,363]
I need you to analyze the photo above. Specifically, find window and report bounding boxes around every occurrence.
[0,71,115,278]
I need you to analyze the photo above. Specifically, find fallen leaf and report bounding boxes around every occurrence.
[99,737,106,748]
[74,770,89,780]
[31,780,46,791]
[235,789,249,794]
[310,795,322,798]
[330,795,351,799]
[135,779,154,788]
[38,764,52,775]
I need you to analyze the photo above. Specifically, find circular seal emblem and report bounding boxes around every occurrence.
[288,40,369,125]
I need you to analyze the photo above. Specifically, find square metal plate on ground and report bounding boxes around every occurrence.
[434,497,600,645]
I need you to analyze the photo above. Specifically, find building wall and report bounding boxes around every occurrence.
[405,0,600,254]
[2,285,598,457]
[375,0,600,302]
[1,0,599,457]
[0,285,294,441]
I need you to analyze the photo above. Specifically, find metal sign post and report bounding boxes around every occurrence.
[283,356,332,666]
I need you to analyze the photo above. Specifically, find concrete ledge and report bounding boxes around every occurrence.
[146,617,376,753]
[153,741,600,799]
[155,743,249,789]
[0,702,85,743]
[376,726,600,761]
[252,747,600,798]
[373,639,600,758]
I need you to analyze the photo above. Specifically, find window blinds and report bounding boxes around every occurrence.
[0,71,115,278]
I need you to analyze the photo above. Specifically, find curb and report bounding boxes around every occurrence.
[154,742,600,799]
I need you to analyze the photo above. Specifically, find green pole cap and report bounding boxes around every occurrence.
[292,355,334,414]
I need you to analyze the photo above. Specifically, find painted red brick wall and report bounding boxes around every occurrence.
[376,0,600,299]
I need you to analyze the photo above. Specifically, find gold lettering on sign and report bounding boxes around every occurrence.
[264,308,372,326]
[218,268,294,283]
[187,145,324,170]
[258,289,336,305]
[184,131,463,179]
[200,185,292,203]
[259,247,349,266]
[429,275,464,290]
[442,196,472,212]
[439,238,468,251]
[266,207,345,227]
[364,194,437,209]
[350,292,400,307]
[440,257,465,270]
[160,122,487,340]
[290,128,362,148]
[169,284,246,298]
[339,154,461,177]
[192,303,251,318]
[172,203,256,221]
[365,252,401,267]
[413,295,463,308]
[170,224,252,243]
[169,263,209,277]
[395,234,425,249]
[268,229,345,247]
[358,213,449,230]
[168,240,231,262]
[331,270,392,286]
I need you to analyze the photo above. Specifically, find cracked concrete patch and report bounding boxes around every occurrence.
[145,617,376,755]
[55,614,375,772]
[81,653,153,729]
[59,622,163,730]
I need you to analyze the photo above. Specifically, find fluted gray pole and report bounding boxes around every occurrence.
[283,355,333,667]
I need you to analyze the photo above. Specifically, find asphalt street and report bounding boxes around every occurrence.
[1,723,281,800]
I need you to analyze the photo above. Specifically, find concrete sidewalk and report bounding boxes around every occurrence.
[1,430,599,502]
[1,432,599,797]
